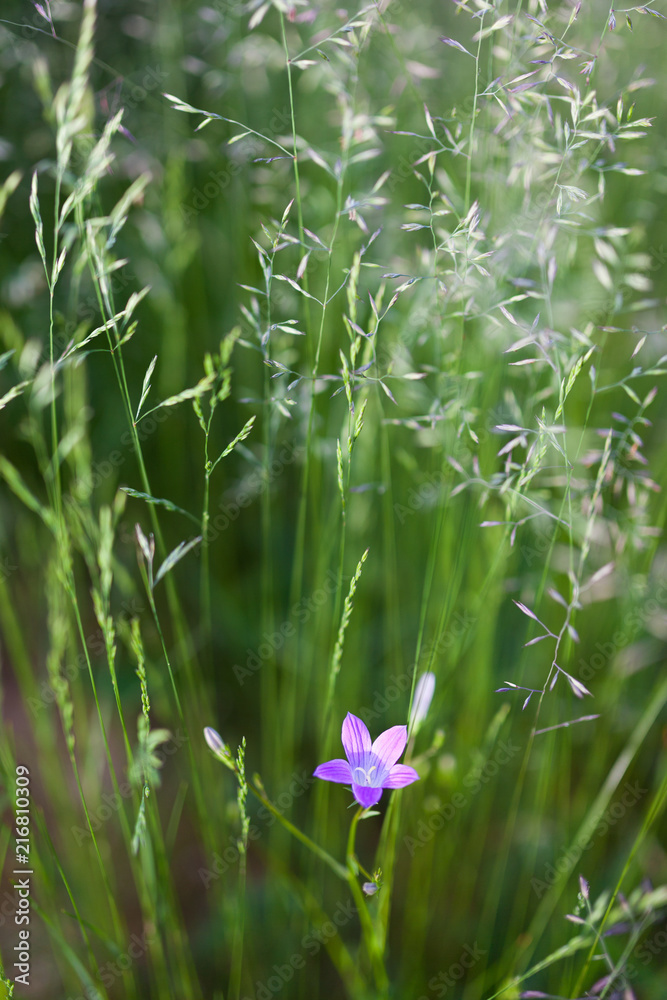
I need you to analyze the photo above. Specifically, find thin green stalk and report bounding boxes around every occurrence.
[48,167,63,516]
[200,404,215,653]
[280,13,309,317]
[576,753,667,999]
[249,778,348,880]
[79,212,206,732]
[229,854,247,1000]
[513,675,667,994]
[464,14,485,215]
[260,344,277,780]
[281,3,352,635]
[143,581,186,720]
[346,807,389,996]
[41,806,144,998]
[67,749,125,944]
[146,794,201,998]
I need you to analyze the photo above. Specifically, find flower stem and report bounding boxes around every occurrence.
[248,780,348,881]
[346,807,389,996]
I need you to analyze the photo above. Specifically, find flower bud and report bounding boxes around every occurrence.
[409,672,436,731]
[204,726,232,763]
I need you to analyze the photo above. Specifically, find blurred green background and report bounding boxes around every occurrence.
[0,0,666,997]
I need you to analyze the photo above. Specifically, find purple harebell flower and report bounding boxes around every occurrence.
[314,712,419,809]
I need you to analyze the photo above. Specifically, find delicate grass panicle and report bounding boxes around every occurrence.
[0,0,666,998]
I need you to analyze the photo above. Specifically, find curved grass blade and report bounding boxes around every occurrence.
[120,487,200,526]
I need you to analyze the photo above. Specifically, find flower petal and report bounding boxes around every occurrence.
[371,725,407,770]
[313,759,352,784]
[383,763,420,789]
[342,713,371,765]
[352,783,383,809]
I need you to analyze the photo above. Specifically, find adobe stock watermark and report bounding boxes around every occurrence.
[30,265,137,373]
[530,780,648,899]
[199,440,302,549]
[27,598,144,716]
[404,739,521,856]
[203,0,247,22]
[421,610,477,662]
[198,771,317,886]
[357,610,476,725]
[417,942,487,999]
[393,469,447,524]
[0,552,17,581]
[120,66,169,115]
[240,898,357,1000]
[73,67,169,171]
[576,578,667,685]
[71,730,188,846]
[358,671,413,724]
[58,394,179,518]
[14,3,59,40]
[630,922,667,969]
[180,106,292,224]
[394,440,504,523]
[381,87,484,199]
[648,243,667,271]
[64,929,153,1000]
[520,522,557,567]
[233,571,338,685]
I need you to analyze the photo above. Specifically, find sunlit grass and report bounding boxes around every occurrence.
[0,0,666,998]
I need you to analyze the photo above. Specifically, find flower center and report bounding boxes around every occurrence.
[353,765,377,786]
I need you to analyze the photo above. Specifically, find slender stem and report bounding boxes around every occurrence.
[201,471,211,641]
[346,806,389,996]
[145,579,185,721]
[229,833,248,1000]
[464,13,485,214]
[48,168,63,516]
[248,779,348,880]
[201,409,213,651]
[346,805,364,869]
[79,212,205,727]
[576,751,667,999]
[280,13,308,308]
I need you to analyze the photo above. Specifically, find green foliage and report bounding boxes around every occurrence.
[0,0,666,998]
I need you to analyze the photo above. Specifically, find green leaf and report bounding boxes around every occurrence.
[441,36,473,57]
[120,487,200,525]
[273,274,322,303]
[0,455,57,531]
[29,172,46,267]
[108,173,151,246]
[0,349,14,372]
[193,395,207,433]
[131,792,147,855]
[0,169,22,219]
[229,130,252,144]
[163,92,211,115]
[31,903,101,997]
[0,379,31,410]
[213,415,257,469]
[379,380,397,405]
[136,355,157,421]
[149,372,217,413]
[621,383,641,404]
[153,536,202,588]
[248,2,270,29]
